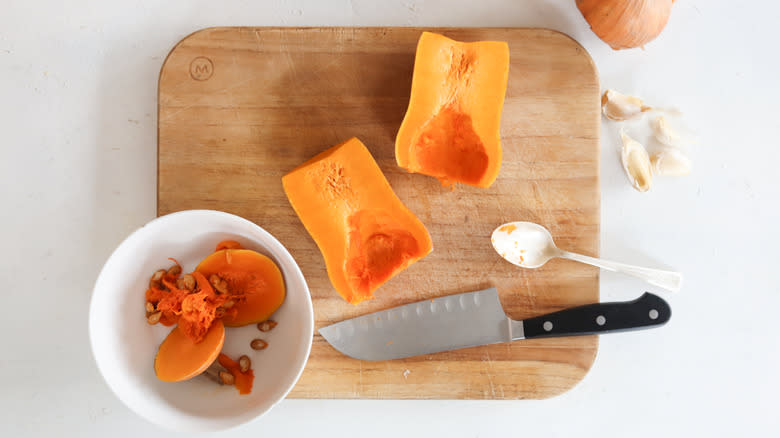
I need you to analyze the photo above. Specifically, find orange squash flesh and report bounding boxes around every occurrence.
[177,272,233,343]
[396,32,509,188]
[218,353,254,395]
[282,137,432,304]
[154,320,225,382]
[196,249,285,327]
[215,240,243,251]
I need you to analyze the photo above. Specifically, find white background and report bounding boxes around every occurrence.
[2,0,778,436]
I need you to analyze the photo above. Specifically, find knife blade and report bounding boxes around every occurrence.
[319,288,671,361]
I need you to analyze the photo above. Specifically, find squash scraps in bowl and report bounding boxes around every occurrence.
[144,241,285,394]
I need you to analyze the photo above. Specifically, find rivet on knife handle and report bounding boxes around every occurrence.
[520,292,671,339]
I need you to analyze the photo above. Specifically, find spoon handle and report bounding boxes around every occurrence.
[557,250,682,292]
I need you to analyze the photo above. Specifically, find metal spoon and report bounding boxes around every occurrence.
[491,221,682,292]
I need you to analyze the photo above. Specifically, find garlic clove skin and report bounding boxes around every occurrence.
[652,115,682,147]
[651,148,691,176]
[620,131,653,192]
[602,89,652,121]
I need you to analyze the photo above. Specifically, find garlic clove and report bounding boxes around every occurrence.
[602,89,652,121]
[652,115,682,147]
[651,148,691,176]
[620,131,653,192]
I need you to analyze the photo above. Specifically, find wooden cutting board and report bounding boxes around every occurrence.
[158,27,600,399]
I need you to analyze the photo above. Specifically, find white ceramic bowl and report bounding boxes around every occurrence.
[89,210,313,431]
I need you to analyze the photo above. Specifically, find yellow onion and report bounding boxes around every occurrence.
[576,0,675,50]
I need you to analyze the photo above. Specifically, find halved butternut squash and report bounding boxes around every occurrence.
[195,249,285,327]
[396,32,509,188]
[282,137,432,304]
[154,320,225,382]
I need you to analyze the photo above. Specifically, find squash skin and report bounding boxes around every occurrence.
[396,32,509,188]
[282,137,432,304]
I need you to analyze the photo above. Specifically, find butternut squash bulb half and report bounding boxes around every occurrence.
[282,137,432,304]
[396,32,509,188]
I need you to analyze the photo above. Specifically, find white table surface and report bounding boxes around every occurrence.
[2,0,778,436]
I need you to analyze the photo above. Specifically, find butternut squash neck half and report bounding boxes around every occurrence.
[396,32,509,188]
[282,138,432,304]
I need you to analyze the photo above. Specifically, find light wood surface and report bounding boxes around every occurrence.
[158,27,600,399]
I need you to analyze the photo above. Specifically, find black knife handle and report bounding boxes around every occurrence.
[522,292,671,339]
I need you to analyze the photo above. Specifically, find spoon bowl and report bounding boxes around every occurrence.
[490,221,560,268]
[491,221,682,292]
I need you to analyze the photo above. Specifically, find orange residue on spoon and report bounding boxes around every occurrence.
[498,223,517,233]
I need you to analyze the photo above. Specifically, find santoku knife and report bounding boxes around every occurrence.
[319,288,671,361]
